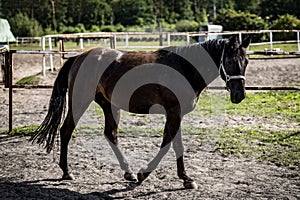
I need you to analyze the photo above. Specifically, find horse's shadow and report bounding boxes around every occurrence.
[0,178,184,199]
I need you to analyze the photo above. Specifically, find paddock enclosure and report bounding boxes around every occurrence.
[0,35,299,199]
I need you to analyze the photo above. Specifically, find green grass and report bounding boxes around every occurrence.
[249,43,298,52]
[195,91,300,122]
[195,91,300,170]
[16,73,41,85]
[217,128,300,170]
[0,125,38,137]
[226,91,299,118]
[248,43,299,58]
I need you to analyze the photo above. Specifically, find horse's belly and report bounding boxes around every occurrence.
[108,84,197,115]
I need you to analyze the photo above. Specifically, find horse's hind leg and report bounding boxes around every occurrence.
[59,110,76,180]
[95,94,136,182]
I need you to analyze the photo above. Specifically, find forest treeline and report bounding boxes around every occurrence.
[1,0,300,37]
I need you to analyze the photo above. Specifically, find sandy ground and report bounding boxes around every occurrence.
[0,54,299,199]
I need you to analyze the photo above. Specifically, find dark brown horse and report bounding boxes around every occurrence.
[30,36,251,189]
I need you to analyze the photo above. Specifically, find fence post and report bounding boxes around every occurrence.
[5,51,15,132]
[125,33,129,49]
[41,37,46,76]
[79,34,84,50]
[239,32,242,42]
[269,31,273,50]
[59,39,64,67]
[297,31,300,52]
[205,33,209,41]
[186,33,190,44]
[167,33,171,46]
[114,34,117,49]
[48,37,54,72]
[39,37,42,47]
[110,34,117,49]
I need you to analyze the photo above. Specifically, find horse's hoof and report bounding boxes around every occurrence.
[62,173,74,180]
[184,181,198,189]
[137,172,145,183]
[124,172,137,182]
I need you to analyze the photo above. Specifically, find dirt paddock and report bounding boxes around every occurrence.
[0,54,299,199]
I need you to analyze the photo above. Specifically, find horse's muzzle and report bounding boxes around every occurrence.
[230,90,245,104]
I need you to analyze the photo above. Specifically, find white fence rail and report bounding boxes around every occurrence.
[41,30,300,52]
[8,30,300,76]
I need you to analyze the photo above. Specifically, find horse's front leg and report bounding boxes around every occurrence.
[104,108,137,181]
[172,130,198,189]
[96,96,136,182]
[137,110,197,189]
[137,111,177,184]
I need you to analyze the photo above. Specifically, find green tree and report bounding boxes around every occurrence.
[160,0,194,23]
[259,0,300,20]
[0,1,2,18]
[176,0,194,20]
[80,0,113,28]
[271,14,300,30]
[112,0,155,26]
[199,8,208,24]
[214,9,267,31]
[9,13,44,36]
[234,0,261,13]
[271,14,300,40]
[175,20,199,32]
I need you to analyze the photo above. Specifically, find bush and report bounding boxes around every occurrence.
[214,9,268,42]
[115,24,126,32]
[100,25,117,32]
[60,25,76,34]
[175,20,199,32]
[90,25,100,32]
[271,14,300,40]
[162,21,176,31]
[271,14,300,30]
[125,25,147,32]
[74,23,86,33]
[44,27,58,35]
[60,23,86,34]
[214,9,267,31]
[9,13,44,37]
[100,24,125,32]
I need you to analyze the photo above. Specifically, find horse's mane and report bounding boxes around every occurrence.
[200,39,228,66]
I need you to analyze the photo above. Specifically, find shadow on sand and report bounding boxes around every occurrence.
[0,178,185,200]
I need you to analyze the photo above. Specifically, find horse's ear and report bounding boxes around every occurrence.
[229,35,238,45]
[241,37,251,49]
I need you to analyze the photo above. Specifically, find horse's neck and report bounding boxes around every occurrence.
[166,40,225,70]
[200,39,225,67]
[163,41,224,91]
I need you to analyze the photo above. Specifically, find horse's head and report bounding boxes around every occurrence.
[220,36,251,104]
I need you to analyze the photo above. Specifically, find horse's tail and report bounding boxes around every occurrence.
[30,56,77,153]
